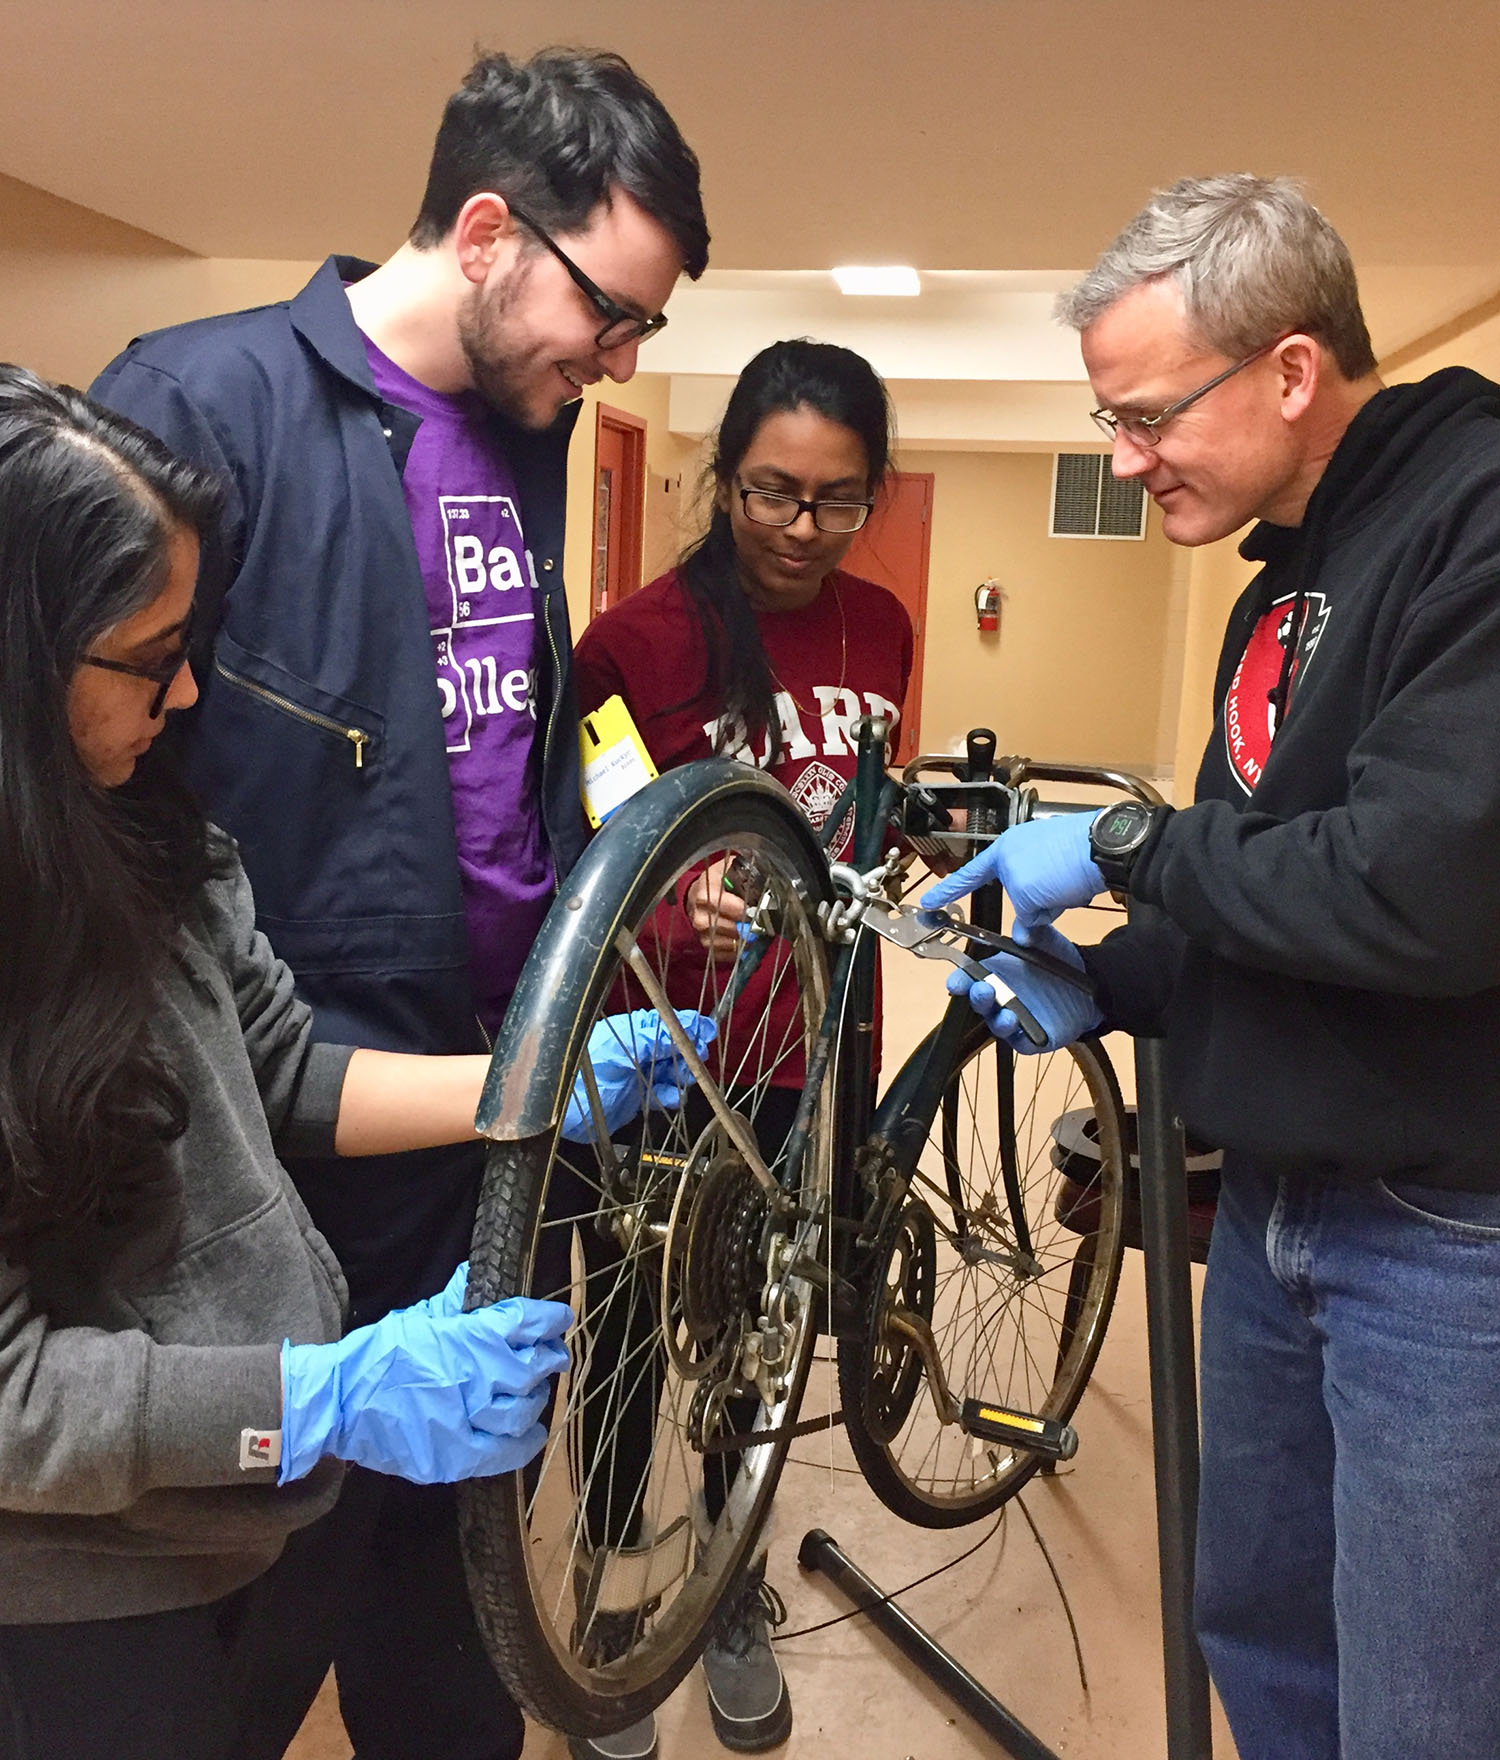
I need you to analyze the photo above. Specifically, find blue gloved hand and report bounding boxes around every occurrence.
[922,812,1104,933]
[409,1260,469,1320]
[559,1008,717,1143]
[279,1294,572,1486]
[945,924,1103,1053]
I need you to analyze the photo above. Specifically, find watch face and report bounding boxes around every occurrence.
[1094,803,1149,853]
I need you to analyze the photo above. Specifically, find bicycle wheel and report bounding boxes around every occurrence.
[460,778,833,1736]
[839,1020,1126,1527]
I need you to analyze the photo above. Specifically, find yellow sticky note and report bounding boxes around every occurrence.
[579,695,659,829]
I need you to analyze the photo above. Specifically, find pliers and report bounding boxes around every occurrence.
[858,900,1096,1048]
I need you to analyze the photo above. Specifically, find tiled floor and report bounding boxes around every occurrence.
[287,887,1237,1760]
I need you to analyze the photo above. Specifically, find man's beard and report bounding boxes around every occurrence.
[457,267,561,431]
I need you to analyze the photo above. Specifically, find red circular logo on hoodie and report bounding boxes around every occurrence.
[1222,592,1327,795]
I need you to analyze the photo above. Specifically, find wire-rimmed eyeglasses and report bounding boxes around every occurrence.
[508,205,668,351]
[1090,336,1289,447]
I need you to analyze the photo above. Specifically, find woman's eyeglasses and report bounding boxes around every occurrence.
[81,618,194,719]
[737,486,873,534]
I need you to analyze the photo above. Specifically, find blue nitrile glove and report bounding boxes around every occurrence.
[279,1295,572,1486]
[922,812,1105,933]
[559,1008,717,1142]
[409,1260,469,1320]
[945,924,1103,1053]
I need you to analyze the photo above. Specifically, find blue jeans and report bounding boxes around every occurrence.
[1197,1161,1500,1760]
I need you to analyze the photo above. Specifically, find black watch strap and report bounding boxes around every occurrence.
[1089,800,1166,894]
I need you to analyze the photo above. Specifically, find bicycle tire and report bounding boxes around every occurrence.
[838,1023,1127,1527]
[459,780,833,1736]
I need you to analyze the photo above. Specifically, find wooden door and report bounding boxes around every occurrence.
[591,405,646,619]
[842,471,933,766]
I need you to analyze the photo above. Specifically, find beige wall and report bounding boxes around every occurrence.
[899,448,1179,775]
[561,374,703,632]
[0,172,312,385]
[1386,306,1500,384]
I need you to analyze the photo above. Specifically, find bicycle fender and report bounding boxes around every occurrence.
[474,758,828,1141]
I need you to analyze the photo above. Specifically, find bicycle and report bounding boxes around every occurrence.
[458,718,1159,1738]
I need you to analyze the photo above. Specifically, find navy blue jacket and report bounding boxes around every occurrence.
[93,256,588,1320]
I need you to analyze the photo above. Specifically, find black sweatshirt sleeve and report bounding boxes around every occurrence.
[1132,562,1500,998]
[1079,908,1188,1038]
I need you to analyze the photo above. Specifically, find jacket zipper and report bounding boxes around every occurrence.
[214,659,370,768]
[541,589,565,830]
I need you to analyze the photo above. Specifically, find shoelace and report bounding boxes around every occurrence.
[758,1578,788,1631]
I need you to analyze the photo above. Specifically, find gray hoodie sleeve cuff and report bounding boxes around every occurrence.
[274,1041,356,1159]
[143,1341,287,1486]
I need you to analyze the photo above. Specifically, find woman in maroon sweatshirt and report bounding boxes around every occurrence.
[571,339,911,1759]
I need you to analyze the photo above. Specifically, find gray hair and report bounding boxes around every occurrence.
[1055,174,1376,380]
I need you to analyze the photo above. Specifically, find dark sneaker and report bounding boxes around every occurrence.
[567,1716,659,1760]
[701,1554,793,1752]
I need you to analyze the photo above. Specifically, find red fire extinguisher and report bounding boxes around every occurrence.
[975,578,1001,634]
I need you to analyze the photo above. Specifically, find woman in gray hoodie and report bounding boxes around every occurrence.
[0,369,589,1759]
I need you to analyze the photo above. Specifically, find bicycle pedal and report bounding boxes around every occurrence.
[960,1398,1078,1462]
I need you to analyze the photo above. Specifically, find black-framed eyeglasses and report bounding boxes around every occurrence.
[507,204,668,351]
[81,615,194,719]
[1090,336,1289,447]
[737,485,873,534]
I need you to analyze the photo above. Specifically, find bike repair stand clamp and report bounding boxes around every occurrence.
[801,902,1212,1760]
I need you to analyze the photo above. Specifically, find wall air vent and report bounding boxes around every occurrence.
[1049,454,1147,540]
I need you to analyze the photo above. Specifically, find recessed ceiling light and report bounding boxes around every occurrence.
[831,265,921,297]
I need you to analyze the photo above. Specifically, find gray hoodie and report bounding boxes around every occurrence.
[0,850,353,1622]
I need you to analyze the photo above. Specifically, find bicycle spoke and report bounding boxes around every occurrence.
[841,1031,1127,1523]
[463,810,834,1726]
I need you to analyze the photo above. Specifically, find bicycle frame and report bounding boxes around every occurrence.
[460,725,1145,1734]
[791,720,1160,1334]
[774,718,1027,1326]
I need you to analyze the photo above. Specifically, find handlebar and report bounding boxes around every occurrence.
[894,743,1164,861]
[900,748,1164,809]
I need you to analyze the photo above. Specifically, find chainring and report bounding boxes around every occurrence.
[858,1197,938,1445]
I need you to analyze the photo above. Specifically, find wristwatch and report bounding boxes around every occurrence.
[1089,800,1166,895]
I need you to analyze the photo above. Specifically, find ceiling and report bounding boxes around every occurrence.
[4,0,1497,372]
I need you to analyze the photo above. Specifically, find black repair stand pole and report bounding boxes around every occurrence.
[1134,1028,1214,1759]
[798,1528,1061,1760]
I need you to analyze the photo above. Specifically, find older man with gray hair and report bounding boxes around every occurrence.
[927,175,1500,1758]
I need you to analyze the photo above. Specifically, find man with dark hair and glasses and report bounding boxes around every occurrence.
[929,174,1500,1759]
[92,47,707,1760]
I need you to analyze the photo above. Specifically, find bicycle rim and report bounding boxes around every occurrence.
[840,1027,1126,1526]
[460,790,833,1735]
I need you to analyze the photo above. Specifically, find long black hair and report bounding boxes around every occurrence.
[0,366,224,1254]
[678,339,894,765]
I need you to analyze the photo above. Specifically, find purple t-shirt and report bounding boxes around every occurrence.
[364,337,553,1035]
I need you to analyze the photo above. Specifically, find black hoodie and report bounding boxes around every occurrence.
[1085,367,1500,1188]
